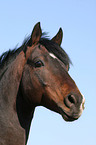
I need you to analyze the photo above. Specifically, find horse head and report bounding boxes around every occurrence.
[20,22,85,122]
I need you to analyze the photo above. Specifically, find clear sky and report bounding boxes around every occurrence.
[0,0,96,145]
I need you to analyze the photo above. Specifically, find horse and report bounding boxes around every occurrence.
[0,22,85,145]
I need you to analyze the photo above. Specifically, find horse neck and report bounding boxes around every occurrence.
[0,62,25,145]
[0,47,35,145]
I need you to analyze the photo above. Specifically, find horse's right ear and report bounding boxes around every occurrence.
[31,22,42,44]
[51,28,63,46]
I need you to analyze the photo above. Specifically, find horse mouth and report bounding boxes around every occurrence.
[59,107,79,122]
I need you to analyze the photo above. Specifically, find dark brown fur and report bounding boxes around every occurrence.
[0,22,84,145]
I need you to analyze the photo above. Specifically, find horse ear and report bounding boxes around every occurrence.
[51,28,63,46]
[31,22,42,44]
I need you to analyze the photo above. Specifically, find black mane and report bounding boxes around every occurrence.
[0,33,71,69]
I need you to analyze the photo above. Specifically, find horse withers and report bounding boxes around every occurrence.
[0,22,85,145]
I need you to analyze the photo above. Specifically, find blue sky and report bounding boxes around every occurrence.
[0,0,96,145]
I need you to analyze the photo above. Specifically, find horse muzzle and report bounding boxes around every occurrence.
[59,94,85,121]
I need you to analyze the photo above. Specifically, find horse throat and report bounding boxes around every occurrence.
[16,85,35,144]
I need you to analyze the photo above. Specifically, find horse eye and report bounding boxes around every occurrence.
[35,60,44,68]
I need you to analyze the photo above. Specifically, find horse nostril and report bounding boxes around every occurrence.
[68,95,76,104]
[64,95,77,108]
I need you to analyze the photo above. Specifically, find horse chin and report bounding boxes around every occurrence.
[61,112,78,122]
[59,107,80,122]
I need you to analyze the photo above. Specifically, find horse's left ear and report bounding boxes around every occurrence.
[31,22,42,44]
[51,28,63,46]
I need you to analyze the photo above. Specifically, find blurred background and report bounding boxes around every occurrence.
[0,0,96,145]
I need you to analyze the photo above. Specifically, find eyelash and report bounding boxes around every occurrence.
[27,59,44,68]
[34,60,44,68]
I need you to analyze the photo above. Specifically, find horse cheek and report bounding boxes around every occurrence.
[21,66,43,105]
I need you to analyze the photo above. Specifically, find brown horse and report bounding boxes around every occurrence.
[0,22,85,145]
